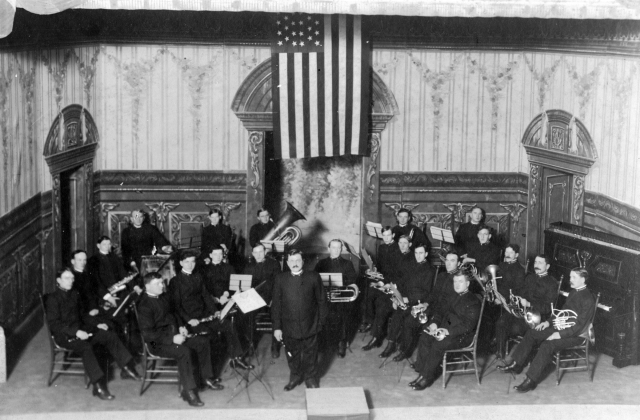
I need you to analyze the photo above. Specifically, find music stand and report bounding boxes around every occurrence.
[319,273,344,288]
[430,226,455,244]
[364,221,384,239]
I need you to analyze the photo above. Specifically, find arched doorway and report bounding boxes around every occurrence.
[231,58,399,254]
[43,105,99,271]
[522,109,598,259]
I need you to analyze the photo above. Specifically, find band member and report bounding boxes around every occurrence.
[314,239,357,358]
[391,208,431,253]
[243,243,282,358]
[454,206,485,255]
[395,235,418,287]
[45,267,141,400]
[201,246,235,300]
[494,254,558,358]
[168,250,251,370]
[201,209,233,262]
[496,244,526,299]
[273,249,328,390]
[70,250,100,316]
[410,272,481,390]
[120,209,172,271]
[462,225,501,272]
[379,242,434,362]
[426,252,461,318]
[361,227,398,347]
[498,267,596,393]
[138,272,223,407]
[249,208,275,249]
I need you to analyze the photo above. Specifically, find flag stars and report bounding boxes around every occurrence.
[277,20,281,25]
[285,36,289,41]
[277,41,283,46]
[315,20,319,24]
[285,25,288,30]
[308,36,312,40]
[308,26,312,31]
[291,31,296,36]
[284,16,288,20]
[292,41,297,46]
[307,16,311,20]
[315,40,320,46]
[300,41,305,46]
[315,31,319,35]
[277,31,282,35]
[299,31,304,36]
[299,20,303,24]
[292,21,296,25]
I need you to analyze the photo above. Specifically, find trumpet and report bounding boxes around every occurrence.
[108,271,138,295]
[411,304,429,324]
[384,283,407,310]
[508,291,542,329]
[424,327,446,341]
[365,269,385,282]
[328,284,359,303]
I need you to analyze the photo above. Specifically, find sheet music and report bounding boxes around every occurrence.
[231,288,267,314]
[261,240,287,253]
[229,274,253,292]
[430,226,455,244]
[365,221,384,239]
[319,273,343,288]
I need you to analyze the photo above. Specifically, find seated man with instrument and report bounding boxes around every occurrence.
[314,239,358,358]
[498,267,596,393]
[201,246,235,303]
[169,249,252,370]
[462,225,501,272]
[243,243,282,358]
[138,272,222,407]
[410,271,481,390]
[379,242,435,362]
[361,227,400,350]
[426,252,461,318]
[391,208,431,253]
[70,249,100,317]
[453,206,485,256]
[45,267,141,400]
[249,208,275,249]
[494,254,558,359]
[120,209,172,271]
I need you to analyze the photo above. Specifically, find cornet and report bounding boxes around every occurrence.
[411,304,429,324]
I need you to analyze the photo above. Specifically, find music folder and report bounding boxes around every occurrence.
[430,226,455,244]
[232,288,267,314]
[364,221,384,239]
[319,273,343,288]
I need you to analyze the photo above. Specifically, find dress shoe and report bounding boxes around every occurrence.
[379,341,397,358]
[305,379,320,388]
[412,377,433,391]
[181,389,204,407]
[362,337,382,351]
[337,341,347,358]
[230,357,254,370]
[271,341,281,359]
[204,378,224,391]
[409,375,423,387]
[92,381,115,401]
[497,360,521,374]
[393,351,408,362]
[121,365,142,381]
[514,376,537,393]
[358,323,372,333]
[284,379,303,391]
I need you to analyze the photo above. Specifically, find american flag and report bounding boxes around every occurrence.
[272,13,371,159]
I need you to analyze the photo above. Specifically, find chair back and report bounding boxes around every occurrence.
[582,292,601,345]
[554,275,564,307]
[468,295,486,349]
[39,292,61,351]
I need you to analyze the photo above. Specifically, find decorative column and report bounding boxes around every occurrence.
[525,163,542,260]
[51,174,62,272]
[246,131,265,243]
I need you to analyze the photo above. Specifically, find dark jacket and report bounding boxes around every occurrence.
[466,242,501,272]
[168,270,217,322]
[201,223,233,258]
[120,223,170,268]
[427,270,458,317]
[551,287,595,339]
[271,271,328,339]
[377,241,400,284]
[45,288,105,341]
[137,292,181,349]
[519,273,558,318]
[201,262,235,299]
[87,252,130,298]
[454,222,482,255]
[431,291,481,340]
[249,221,275,248]
[392,223,431,253]
[397,259,434,305]
[243,257,281,303]
[496,261,526,298]
[314,256,357,286]
[394,250,417,289]
[71,268,100,313]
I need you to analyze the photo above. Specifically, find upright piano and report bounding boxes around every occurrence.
[545,222,640,368]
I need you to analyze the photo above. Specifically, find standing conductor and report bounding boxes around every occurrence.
[272,249,328,391]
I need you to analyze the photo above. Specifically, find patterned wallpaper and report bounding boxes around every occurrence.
[0,44,638,217]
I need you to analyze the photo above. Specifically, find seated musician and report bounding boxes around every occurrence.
[379,242,435,362]
[314,239,357,358]
[243,243,282,358]
[168,249,252,370]
[87,236,139,326]
[249,208,275,249]
[494,254,558,359]
[498,267,596,393]
[120,209,172,271]
[138,272,222,407]
[496,244,526,299]
[426,252,461,319]
[45,267,141,401]
[392,208,431,253]
[361,227,399,349]
[453,206,485,255]
[201,246,235,302]
[395,235,418,282]
[70,249,100,317]
[462,225,501,272]
[410,271,481,390]
[201,209,233,263]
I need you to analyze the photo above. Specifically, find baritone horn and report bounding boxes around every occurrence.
[328,284,360,303]
[262,201,306,246]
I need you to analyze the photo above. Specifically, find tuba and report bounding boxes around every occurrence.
[262,201,306,247]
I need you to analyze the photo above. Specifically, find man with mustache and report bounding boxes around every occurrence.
[272,249,328,391]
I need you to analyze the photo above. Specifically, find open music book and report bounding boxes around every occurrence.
[364,221,384,239]
[430,226,455,244]
[319,273,343,288]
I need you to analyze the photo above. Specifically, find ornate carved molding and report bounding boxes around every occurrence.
[204,202,242,225]
[573,175,585,224]
[248,131,263,197]
[145,202,180,234]
[95,171,246,188]
[584,191,640,231]
[169,212,209,248]
[107,212,131,253]
[383,203,420,217]
[367,133,381,203]
[529,164,540,211]
[499,203,528,239]
[96,203,119,226]
[0,194,41,240]
[52,174,61,226]
[442,203,477,224]
[43,105,99,158]
[379,172,528,191]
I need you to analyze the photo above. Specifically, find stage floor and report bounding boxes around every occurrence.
[1,327,639,419]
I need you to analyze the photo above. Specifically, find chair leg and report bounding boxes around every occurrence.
[555,352,561,386]
[47,354,55,387]
[442,354,447,389]
[473,352,480,385]
[139,357,149,396]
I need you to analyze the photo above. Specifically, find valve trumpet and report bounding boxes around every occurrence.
[327,284,359,303]
[411,304,429,324]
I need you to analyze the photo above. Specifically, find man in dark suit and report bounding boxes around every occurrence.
[272,249,328,390]
[426,252,461,318]
[120,209,172,271]
[314,239,357,358]
[45,267,141,400]
[462,225,501,272]
[137,272,222,407]
[411,271,482,390]
[70,249,100,316]
[391,207,431,253]
[201,246,235,301]
[248,208,275,248]
[498,267,596,393]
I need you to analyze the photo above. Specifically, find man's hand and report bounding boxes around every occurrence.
[161,245,173,254]
[546,332,561,341]
[179,326,188,336]
[134,285,143,295]
[173,334,185,345]
[107,296,118,307]
[402,297,409,304]
[462,257,475,264]
[520,298,530,308]
[274,330,283,341]
[76,330,90,340]
[220,244,228,251]
[392,301,398,310]
[89,309,99,316]
[188,319,199,327]
[376,281,384,288]
[97,324,108,331]
[435,328,449,341]
[416,302,428,310]
[427,323,438,334]
[214,311,221,319]
[220,291,230,305]
[204,258,211,265]
[535,321,550,331]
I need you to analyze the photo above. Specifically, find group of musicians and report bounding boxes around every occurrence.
[43,205,597,406]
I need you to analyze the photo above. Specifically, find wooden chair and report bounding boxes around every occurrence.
[442,296,486,388]
[554,292,601,385]
[132,305,180,396]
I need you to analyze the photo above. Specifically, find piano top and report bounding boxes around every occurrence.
[547,222,640,254]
